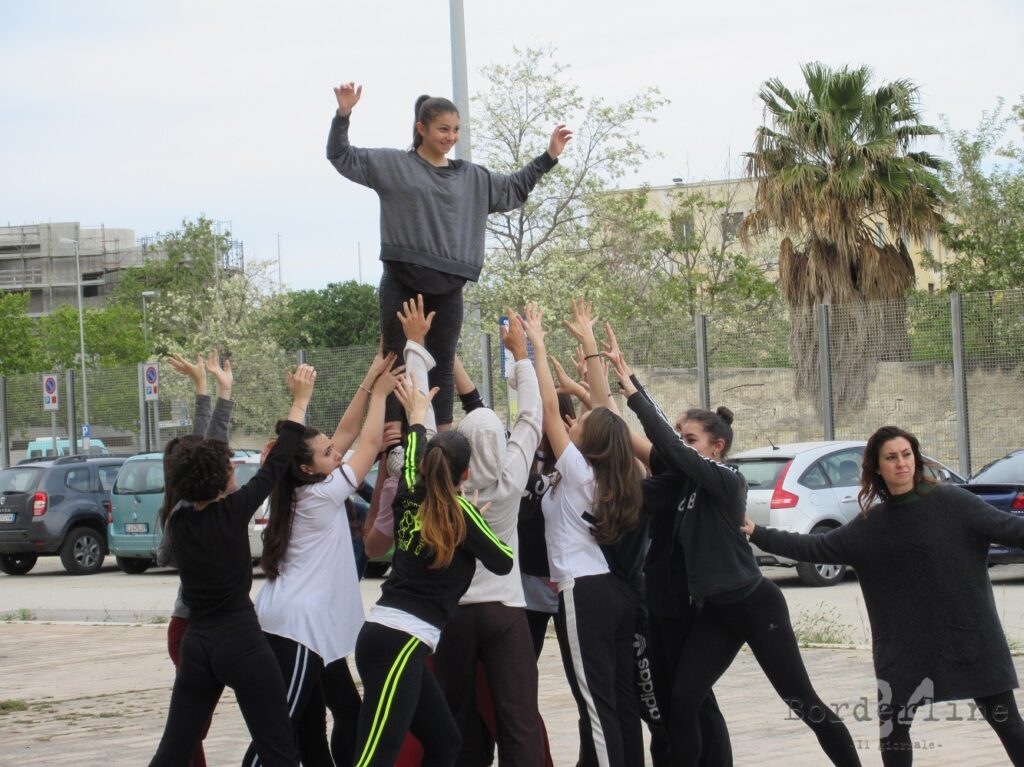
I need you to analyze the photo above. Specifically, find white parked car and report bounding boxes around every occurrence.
[731,441,963,587]
[237,456,268,562]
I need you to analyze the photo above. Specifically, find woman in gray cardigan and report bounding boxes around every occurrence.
[742,425,1024,766]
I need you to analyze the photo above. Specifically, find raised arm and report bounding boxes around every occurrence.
[454,356,486,414]
[605,348,654,465]
[332,347,396,456]
[522,304,569,460]
[327,81,379,188]
[486,124,570,213]
[952,485,1024,550]
[563,298,613,410]
[345,362,401,485]
[458,495,514,575]
[497,311,543,499]
[168,354,210,437]
[205,351,234,442]
[398,294,437,437]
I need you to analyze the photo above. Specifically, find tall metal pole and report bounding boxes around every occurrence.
[449,0,472,163]
[142,294,149,348]
[695,315,711,410]
[72,239,91,446]
[816,304,835,441]
[950,292,972,476]
[66,369,79,456]
[0,376,9,468]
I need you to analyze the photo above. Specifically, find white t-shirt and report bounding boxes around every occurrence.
[541,443,610,588]
[255,464,365,664]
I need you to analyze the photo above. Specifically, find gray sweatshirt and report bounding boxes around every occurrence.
[326,112,557,281]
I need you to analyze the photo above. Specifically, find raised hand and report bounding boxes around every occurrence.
[740,516,756,536]
[547,124,573,159]
[394,375,438,424]
[334,82,363,116]
[372,359,404,396]
[288,364,317,404]
[601,321,623,358]
[398,294,435,345]
[500,311,529,361]
[366,339,393,381]
[382,422,404,451]
[521,302,546,346]
[605,351,638,397]
[206,351,233,398]
[562,298,598,346]
[168,353,206,392]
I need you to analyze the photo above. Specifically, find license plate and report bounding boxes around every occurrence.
[0,512,14,523]
[125,523,148,534]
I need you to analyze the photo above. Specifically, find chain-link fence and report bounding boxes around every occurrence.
[2,289,1022,475]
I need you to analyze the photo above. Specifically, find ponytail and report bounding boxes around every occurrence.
[412,94,459,150]
[418,431,470,568]
[261,421,325,579]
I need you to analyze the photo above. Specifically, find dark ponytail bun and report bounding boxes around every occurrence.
[715,406,734,426]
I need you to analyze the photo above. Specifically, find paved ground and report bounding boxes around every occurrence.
[2,561,1024,765]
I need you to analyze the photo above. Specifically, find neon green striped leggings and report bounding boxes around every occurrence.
[352,621,462,767]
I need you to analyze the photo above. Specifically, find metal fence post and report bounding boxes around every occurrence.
[138,363,150,453]
[817,304,835,440]
[66,369,78,456]
[0,376,9,469]
[695,314,711,410]
[479,334,493,409]
[950,292,972,476]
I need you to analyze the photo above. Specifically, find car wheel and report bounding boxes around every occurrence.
[795,525,847,587]
[363,561,390,578]
[0,553,39,576]
[116,556,152,575]
[60,527,106,575]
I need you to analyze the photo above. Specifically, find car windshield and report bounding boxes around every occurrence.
[113,461,165,494]
[732,458,790,488]
[0,467,43,494]
[971,453,1024,484]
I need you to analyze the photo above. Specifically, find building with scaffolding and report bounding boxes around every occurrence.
[0,222,244,316]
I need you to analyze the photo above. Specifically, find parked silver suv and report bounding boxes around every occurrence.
[732,441,963,586]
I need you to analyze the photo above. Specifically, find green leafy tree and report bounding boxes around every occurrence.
[465,46,668,322]
[740,63,947,406]
[0,293,40,374]
[36,305,146,370]
[271,281,379,351]
[925,97,1024,292]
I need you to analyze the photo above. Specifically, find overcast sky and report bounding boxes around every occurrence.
[2,0,1021,291]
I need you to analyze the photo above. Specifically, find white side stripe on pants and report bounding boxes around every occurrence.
[247,643,310,767]
[564,581,612,767]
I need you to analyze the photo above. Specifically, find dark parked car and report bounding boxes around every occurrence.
[964,450,1024,564]
[0,455,125,575]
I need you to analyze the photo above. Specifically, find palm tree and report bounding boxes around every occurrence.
[740,63,947,407]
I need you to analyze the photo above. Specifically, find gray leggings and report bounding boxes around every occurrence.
[379,267,463,426]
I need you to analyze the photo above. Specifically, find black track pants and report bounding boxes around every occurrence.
[242,633,324,767]
[352,622,462,767]
[150,610,297,767]
[554,573,645,767]
[670,578,860,767]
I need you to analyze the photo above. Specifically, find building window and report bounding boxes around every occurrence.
[83,285,99,298]
[928,283,935,294]
[721,212,744,241]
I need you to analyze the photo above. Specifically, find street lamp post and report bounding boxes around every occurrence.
[58,237,90,450]
[141,290,160,348]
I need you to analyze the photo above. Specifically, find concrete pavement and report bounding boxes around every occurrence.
[2,561,1024,764]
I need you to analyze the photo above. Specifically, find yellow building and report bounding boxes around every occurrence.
[635,178,953,293]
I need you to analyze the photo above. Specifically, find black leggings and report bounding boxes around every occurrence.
[242,633,324,767]
[379,267,463,426]
[296,657,363,767]
[879,689,1024,766]
[149,610,296,767]
[671,578,859,767]
[352,622,462,767]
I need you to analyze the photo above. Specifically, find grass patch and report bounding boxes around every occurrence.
[792,602,855,646]
[0,699,29,715]
[149,615,169,625]
[2,608,36,622]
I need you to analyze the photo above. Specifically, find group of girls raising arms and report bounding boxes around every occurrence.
[150,295,1024,767]
[146,78,1024,766]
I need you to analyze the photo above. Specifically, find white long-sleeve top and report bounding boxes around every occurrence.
[456,359,542,607]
